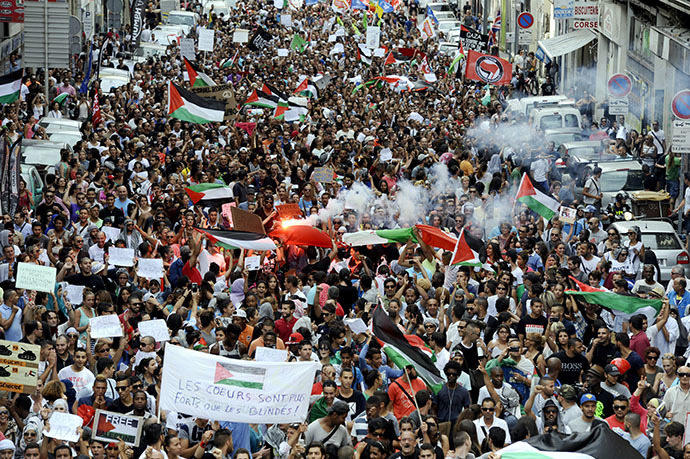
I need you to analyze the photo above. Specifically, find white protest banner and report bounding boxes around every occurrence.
[255,347,288,362]
[90,315,123,339]
[44,412,83,442]
[277,48,289,57]
[160,345,317,423]
[16,263,56,293]
[244,256,261,271]
[65,285,85,305]
[373,47,386,57]
[137,258,164,280]
[380,148,393,162]
[138,319,170,343]
[280,14,292,26]
[109,247,135,267]
[102,226,121,242]
[93,410,144,447]
[344,318,368,334]
[233,29,249,43]
[366,26,380,49]
[284,109,301,122]
[198,28,215,52]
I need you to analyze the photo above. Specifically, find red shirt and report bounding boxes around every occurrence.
[274,316,297,343]
[630,332,650,358]
[605,415,625,430]
[388,376,427,420]
[182,260,203,285]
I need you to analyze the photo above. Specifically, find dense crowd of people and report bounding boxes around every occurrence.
[1,0,687,457]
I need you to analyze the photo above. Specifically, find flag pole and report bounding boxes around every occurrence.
[404,369,422,419]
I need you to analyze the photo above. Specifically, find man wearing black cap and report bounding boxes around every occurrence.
[580,365,614,417]
[600,363,631,398]
[304,400,352,448]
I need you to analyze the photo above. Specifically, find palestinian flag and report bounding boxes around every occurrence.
[294,78,318,98]
[53,93,69,105]
[185,183,234,204]
[274,96,309,120]
[244,89,278,109]
[566,276,662,322]
[195,228,276,251]
[372,305,445,393]
[214,361,266,389]
[450,229,481,266]
[497,424,643,458]
[342,228,414,246]
[384,48,424,65]
[167,82,225,124]
[516,172,561,220]
[0,69,22,104]
[263,83,289,101]
[448,49,465,76]
[183,57,216,87]
[269,220,333,248]
[221,50,239,69]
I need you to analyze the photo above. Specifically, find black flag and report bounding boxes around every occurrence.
[130,0,146,50]
[248,28,273,52]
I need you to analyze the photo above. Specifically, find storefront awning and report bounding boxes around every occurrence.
[536,29,597,62]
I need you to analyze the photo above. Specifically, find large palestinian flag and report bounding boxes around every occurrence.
[342,224,477,254]
[0,69,22,104]
[183,57,216,87]
[498,424,644,458]
[372,305,445,393]
[566,276,662,321]
[185,183,234,204]
[195,228,276,251]
[450,229,481,266]
[269,220,333,248]
[516,172,561,220]
[243,89,279,109]
[167,82,225,124]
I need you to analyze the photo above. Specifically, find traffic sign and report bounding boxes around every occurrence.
[671,90,690,120]
[518,28,532,45]
[608,97,629,115]
[517,12,534,29]
[607,73,632,98]
[672,119,690,153]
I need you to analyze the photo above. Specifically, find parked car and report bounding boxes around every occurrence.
[575,160,644,208]
[21,140,71,176]
[20,164,44,210]
[610,220,688,282]
[544,128,585,150]
[37,118,82,131]
[94,68,131,93]
[164,10,198,34]
[531,105,582,130]
[133,43,168,60]
[508,95,573,117]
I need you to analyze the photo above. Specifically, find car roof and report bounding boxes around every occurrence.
[560,141,602,148]
[611,220,677,233]
[169,10,196,15]
[544,128,581,135]
[532,105,580,113]
[595,160,642,171]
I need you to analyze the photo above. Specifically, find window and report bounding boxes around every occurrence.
[600,170,643,193]
[639,233,681,251]
[540,115,563,130]
[564,114,580,128]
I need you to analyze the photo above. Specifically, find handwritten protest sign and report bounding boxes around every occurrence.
[255,347,288,362]
[0,340,40,394]
[276,203,302,219]
[233,29,249,43]
[137,259,164,280]
[138,319,170,343]
[198,28,215,52]
[366,26,380,49]
[160,345,317,423]
[109,247,135,267]
[102,226,121,242]
[244,256,261,271]
[344,318,368,335]
[44,412,83,442]
[93,410,144,447]
[90,315,123,339]
[16,263,56,293]
[65,285,85,305]
[312,167,334,183]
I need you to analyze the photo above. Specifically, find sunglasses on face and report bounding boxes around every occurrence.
[481,407,494,412]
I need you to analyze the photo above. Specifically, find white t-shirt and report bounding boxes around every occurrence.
[57,366,95,393]
[530,159,548,183]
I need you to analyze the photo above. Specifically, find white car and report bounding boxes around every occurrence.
[46,131,82,147]
[151,25,186,45]
[437,20,462,37]
[95,68,131,93]
[134,43,168,60]
[164,11,199,34]
[432,11,456,21]
[37,118,82,130]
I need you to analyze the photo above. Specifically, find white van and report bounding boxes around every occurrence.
[509,95,572,117]
[531,106,582,131]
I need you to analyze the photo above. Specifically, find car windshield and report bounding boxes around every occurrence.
[600,170,644,192]
[168,14,194,26]
[540,115,563,130]
[565,114,579,127]
[547,133,579,147]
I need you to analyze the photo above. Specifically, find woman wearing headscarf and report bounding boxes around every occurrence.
[15,422,42,459]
